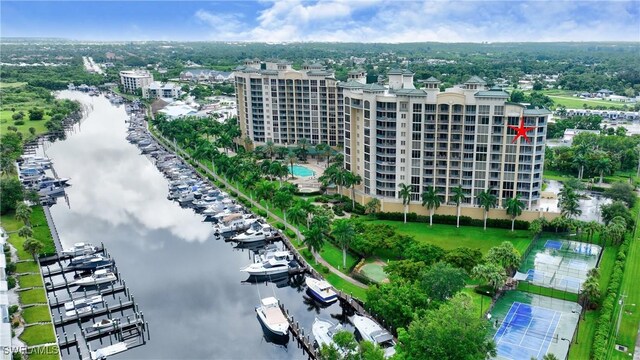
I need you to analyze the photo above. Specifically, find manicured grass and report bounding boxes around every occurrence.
[568,310,599,360]
[22,306,52,324]
[325,272,368,301]
[1,212,25,232]
[19,324,56,345]
[369,220,532,255]
[320,241,359,273]
[15,261,40,273]
[18,288,47,305]
[30,206,56,255]
[516,282,579,302]
[598,245,618,293]
[462,288,492,316]
[8,233,31,261]
[18,274,44,288]
[546,94,628,110]
[543,169,570,181]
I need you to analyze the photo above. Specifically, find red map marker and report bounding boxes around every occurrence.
[508,115,536,143]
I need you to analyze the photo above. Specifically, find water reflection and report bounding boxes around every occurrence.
[44,92,347,359]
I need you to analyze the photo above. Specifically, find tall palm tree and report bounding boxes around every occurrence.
[275,146,288,160]
[477,188,497,230]
[398,183,412,223]
[334,168,348,197]
[260,160,272,178]
[315,143,331,167]
[285,153,297,179]
[295,138,310,161]
[421,186,441,227]
[303,226,325,262]
[331,219,355,269]
[255,180,275,209]
[451,185,466,228]
[287,205,308,228]
[273,188,293,225]
[346,172,362,209]
[504,194,525,231]
[594,156,613,184]
[15,202,32,226]
[18,226,33,239]
[365,198,381,218]
[264,140,276,160]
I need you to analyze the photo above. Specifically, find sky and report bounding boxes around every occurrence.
[1,0,639,43]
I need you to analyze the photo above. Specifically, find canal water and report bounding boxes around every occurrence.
[46,91,346,359]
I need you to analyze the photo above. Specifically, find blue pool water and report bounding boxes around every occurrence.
[290,165,315,177]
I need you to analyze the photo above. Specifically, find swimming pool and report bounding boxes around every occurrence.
[289,165,315,177]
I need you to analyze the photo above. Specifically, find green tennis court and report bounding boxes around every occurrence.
[358,262,388,283]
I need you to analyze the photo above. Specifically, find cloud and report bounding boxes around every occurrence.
[195,0,639,42]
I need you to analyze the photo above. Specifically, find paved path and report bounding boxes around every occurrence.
[151,130,368,289]
[42,205,62,253]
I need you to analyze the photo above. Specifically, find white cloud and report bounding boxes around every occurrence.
[195,0,639,42]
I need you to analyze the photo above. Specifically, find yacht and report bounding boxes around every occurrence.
[305,277,338,304]
[38,185,66,197]
[214,213,256,234]
[74,269,117,286]
[313,317,344,350]
[255,297,289,337]
[68,256,113,271]
[62,242,98,257]
[231,223,274,243]
[89,318,119,331]
[68,253,103,266]
[350,315,396,358]
[241,251,294,276]
[64,295,102,317]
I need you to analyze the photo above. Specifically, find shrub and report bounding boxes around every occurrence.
[275,223,286,230]
[13,120,25,126]
[285,229,296,238]
[7,276,16,289]
[320,265,330,274]
[256,209,268,218]
[8,305,19,317]
[315,195,329,203]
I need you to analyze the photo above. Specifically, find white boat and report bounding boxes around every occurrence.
[91,318,119,330]
[74,269,117,286]
[241,251,294,276]
[255,297,289,336]
[62,242,98,257]
[350,315,396,358]
[37,185,66,197]
[232,223,273,243]
[91,342,128,360]
[313,317,344,350]
[306,277,338,304]
[64,295,102,317]
[214,213,256,233]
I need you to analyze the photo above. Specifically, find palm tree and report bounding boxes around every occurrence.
[594,156,613,184]
[345,172,362,209]
[18,226,33,239]
[332,219,355,269]
[269,162,288,186]
[581,277,601,310]
[255,180,275,210]
[398,183,412,223]
[243,136,253,152]
[315,143,331,167]
[15,202,32,226]
[264,140,276,160]
[334,168,348,197]
[478,189,497,230]
[275,146,288,160]
[23,238,44,261]
[295,138,310,162]
[504,194,525,231]
[285,153,297,179]
[273,188,293,225]
[260,160,272,178]
[451,185,466,228]
[310,214,332,236]
[421,186,441,227]
[303,226,325,262]
[365,198,381,218]
[471,263,506,293]
[585,221,602,243]
[287,205,308,227]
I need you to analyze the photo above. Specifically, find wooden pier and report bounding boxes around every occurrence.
[279,302,318,360]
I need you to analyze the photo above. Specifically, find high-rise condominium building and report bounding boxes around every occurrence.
[119,70,154,94]
[234,60,343,147]
[341,71,549,209]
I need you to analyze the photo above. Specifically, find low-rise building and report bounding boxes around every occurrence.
[0,228,10,360]
[119,70,154,94]
[142,82,181,99]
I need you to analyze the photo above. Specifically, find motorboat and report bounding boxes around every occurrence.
[255,297,289,336]
[68,256,113,271]
[64,295,102,317]
[38,185,66,197]
[350,315,396,358]
[313,317,344,350]
[231,223,274,243]
[68,253,103,266]
[214,213,256,234]
[90,318,119,331]
[62,242,98,257]
[74,269,117,286]
[305,277,338,304]
[241,251,295,276]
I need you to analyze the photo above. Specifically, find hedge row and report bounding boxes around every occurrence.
[592,238,630,359]
[375,212,530,230]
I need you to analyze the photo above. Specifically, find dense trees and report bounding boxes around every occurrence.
[0,179,24,215]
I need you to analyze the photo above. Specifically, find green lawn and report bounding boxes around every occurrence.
[22,306,52,323]
[30,206,56,255]
[15,261,40,273]
[19,324,56,345]
[546,95,628,110]
[27,346,61,360]
[18,288,47,305]
[8,233,31,261]
[598,245,619,293]
[462,288,492,316]
[568,310,599,360]
[369,220,532,254]
[543,169,570,182]
[18,274,44,288]
[320,241,359,273]
[1,212,25,232]
[324,272,368,301]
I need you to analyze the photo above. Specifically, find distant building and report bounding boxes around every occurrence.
[119,70,154,93]
[158,101,200,119]
[180,69,234,83]
[565,109,640,121]
[562,128,600,143]
[142,82,181,99]
[595,89,614,98]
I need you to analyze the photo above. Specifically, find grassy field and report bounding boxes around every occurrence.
[27,347,60,360]
[18,288,47,304]
[319,241,359,273]
[22,306,52,323]
[0,82,56,139]
[369,220,532,254]
[18,274,44,288]
[568,310,599,360]
[462,288,492,316]
[19,324,56,345]
[15,261,40,273]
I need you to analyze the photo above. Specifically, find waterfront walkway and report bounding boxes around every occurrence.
[150,130,367,290]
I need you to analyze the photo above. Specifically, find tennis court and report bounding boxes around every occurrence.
[490,291,581,360]
[519,238,601,293]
